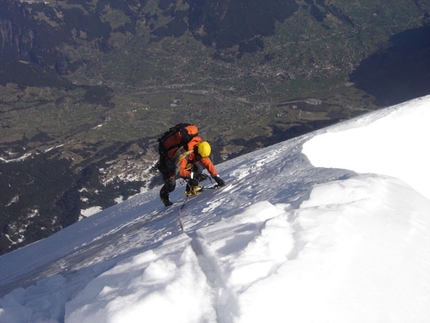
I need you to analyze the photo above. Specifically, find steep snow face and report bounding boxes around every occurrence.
[1,95,430,323]
[303,95,430,199]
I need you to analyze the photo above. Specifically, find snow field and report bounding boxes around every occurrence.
[1,95,430,323]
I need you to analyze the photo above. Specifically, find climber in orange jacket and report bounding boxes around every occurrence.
[158,136,225,206]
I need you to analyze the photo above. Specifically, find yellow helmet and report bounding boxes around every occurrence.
[197,141,211,158]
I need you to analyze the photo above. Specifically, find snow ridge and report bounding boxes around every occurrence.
[190,236,240,323]
[1,95,430,323]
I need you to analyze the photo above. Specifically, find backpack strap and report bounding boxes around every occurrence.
[174,148,193,161]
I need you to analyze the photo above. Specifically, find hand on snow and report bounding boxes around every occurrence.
[213,175,225,187]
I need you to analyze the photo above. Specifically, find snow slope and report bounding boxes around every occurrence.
[1,95,430,323]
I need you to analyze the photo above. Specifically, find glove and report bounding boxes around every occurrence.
[213,175,225,187]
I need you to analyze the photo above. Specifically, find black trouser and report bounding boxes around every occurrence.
[158,157,205,199]
[160,177,175,199]
[158,157,176,199]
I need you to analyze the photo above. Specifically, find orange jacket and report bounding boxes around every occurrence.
[174,136,218,178]
[178,152,218,178]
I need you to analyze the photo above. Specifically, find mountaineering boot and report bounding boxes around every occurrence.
[185,178,203,197]
[160,195,173,207]
[185,184,203,197]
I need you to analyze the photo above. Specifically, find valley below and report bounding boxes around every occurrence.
[1,0,430,254]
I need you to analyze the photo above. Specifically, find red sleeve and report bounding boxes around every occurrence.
[201,157,218,177]
[179,155,218,178]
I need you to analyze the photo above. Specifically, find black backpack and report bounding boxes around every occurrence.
[158,123,198,158]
